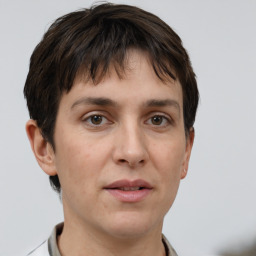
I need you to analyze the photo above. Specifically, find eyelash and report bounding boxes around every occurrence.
[145,114,172,127]
[82,113,173,129]
[82,114,112,127]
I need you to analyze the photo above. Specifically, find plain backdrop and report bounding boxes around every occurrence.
[0,0,255,255]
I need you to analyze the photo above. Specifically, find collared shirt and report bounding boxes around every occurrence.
[28,223,178,256]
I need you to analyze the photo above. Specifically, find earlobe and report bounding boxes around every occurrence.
[26,120,57,176]
[181,128,195,179]
[180,168,187,179]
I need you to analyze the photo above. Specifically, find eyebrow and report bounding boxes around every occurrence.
[145,99,181,114]
[71,97,117,109]
[71,97,180,114]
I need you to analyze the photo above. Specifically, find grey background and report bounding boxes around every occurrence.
[0,0,255,255]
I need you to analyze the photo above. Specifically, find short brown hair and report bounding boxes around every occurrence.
[24,3,199,193]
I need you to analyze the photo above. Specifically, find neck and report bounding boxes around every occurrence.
[58,219,166,256]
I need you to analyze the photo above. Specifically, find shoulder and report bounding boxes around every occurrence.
[162,234,178,256]
[27,222,63,256]
[27,240,49,256]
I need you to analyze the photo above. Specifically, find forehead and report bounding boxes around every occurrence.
[60,50,183,110]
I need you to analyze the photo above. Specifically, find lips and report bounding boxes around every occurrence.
[119,187,141,191]
[104,179,153,202]
[105,179,153,189]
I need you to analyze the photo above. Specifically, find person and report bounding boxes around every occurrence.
[24,3,199,256]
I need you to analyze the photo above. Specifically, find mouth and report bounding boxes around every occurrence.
[105,179,153,189]
[104,179,153,202]
[117,187,144,191]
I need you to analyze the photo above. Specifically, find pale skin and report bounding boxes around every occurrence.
[26,50,194,256]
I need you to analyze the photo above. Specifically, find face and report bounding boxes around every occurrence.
[45,50,193,239]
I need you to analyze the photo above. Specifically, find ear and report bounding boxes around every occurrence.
[26,119,57,176]
[181,127,195,179]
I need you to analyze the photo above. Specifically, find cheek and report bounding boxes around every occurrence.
[151,139,186,177]
[54,139,105,213]
[54,136,109,191]
[154,141,186,210]
[150,137,186,209]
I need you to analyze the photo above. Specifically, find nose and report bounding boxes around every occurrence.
[112,123,148,168]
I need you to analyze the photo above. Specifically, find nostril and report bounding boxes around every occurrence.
[117,158,144,167]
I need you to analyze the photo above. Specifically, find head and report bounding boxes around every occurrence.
[24,3,198,194]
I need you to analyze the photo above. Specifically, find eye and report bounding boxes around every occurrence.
[146,114,171,127]
[90,115,103,125]
[83,114,111,127]
[151,115,164,125]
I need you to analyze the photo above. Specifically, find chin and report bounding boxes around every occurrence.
[103,211,162,239]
